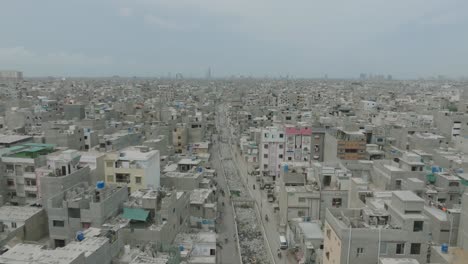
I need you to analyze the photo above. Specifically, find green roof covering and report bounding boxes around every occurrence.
[23,143,55,148]
[24,146,46,153]
[122,208,149,221]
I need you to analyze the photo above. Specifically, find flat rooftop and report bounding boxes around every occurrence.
[297,222,323,240]
[0,135,32,144]
[0,206,43,221]
[393,190,423,202]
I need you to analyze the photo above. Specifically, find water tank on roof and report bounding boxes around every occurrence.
[197,167,203,173]
[179,245,184,251]
[432,166,440,173]
[96,181,105,190]
[284,164,288,173]
[76,231,85,242]
[441,243,448,254]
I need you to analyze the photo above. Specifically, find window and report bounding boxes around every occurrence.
[264,164,268,169]
[106,161,114,168]
[413,221,423,232]
[298,197,306,203]
[326,229,331,239]
[107,175,114,182]
[325,252,330,260]
[264,154,268,158]
[11,222,17,228]
[396,243,405,254]
[380,242,388,255]
[53,220,65,227]
[279,144,283,149]
[279,133,284,138]
[115,173,130,183]
[279,154,283,159]
[356,247,364,257]
[449,182,459,187]
[264,133,268,138]
[54,239,65,248]
[135,177,142,184]
[25,179,36,186]
[297,210,305,217]
[332,198,342,208]
[7,179,14,186]
[288,157,292,161]
[264,144,268,149]
[410,243,421,255]
[24,166,35,172]
[27,192,37,198]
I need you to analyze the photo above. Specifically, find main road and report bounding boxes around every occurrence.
[212,133,241,264]
[216,103,298,264]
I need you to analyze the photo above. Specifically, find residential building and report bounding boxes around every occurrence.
[323,191,430,264]
[260,126,286,180]
[335,129,367,160]
[1,143,56,205]
[46,182,127,248]
[104,146,160,193]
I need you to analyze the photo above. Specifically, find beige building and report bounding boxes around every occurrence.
[104,146,160,193]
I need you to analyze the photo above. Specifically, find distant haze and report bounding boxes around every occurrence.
[0,0,467,79]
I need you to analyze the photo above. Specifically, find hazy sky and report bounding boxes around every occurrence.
[1,0,467,78]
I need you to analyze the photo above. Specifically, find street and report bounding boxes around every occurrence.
[216,103,298,264]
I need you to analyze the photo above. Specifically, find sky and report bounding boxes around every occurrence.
[0,0,467,79]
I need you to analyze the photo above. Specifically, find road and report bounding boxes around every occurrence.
[216,104,298,264]
[212,134,241,264]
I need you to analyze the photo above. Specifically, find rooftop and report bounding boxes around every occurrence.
[0,206,43,222]
[393,190,423,202]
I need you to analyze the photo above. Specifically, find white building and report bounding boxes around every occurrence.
[260,126,286,180]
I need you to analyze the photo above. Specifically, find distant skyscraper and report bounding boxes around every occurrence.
[387,74,392,80]
[359,73,366,80]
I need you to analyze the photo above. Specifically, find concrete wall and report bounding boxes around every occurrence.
[323,133,338,163]
[40,166,91,205]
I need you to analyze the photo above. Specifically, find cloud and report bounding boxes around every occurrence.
[118,7,133,17]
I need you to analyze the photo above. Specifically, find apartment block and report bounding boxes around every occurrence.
[46,182,128,248]
[336,129,367,160]
[1,143,56,205]
[260,126,286,180]
[104,146,160,193]
[323,191,429,264]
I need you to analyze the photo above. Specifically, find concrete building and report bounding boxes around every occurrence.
[119,189,190,246]
[175,231,217,264]
[173,123,188,154]
[323,191,430,264]
[0,227,122,264]
[335,129,367,160]
[36,149,91,205]
[424,206,460,246]
[1,143,57,205]
[189,188,217,230]
[284,124,312,162]
[45,122,85,151]
[260,126,286,180]
[0,205,48,246]
[46,182,128,248]
[458,192,468,250]
[98,131,142,152]
[64,104,86,121]
[286,219,324,264]
[104,146,160,193]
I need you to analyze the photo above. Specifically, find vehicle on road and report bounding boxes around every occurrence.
[279,235,288,250]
